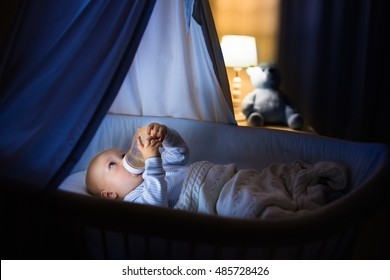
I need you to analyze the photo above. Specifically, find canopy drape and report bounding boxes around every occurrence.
[109,0,234,122]
[0,0,156,189]
[278,0,390,144]
[0,0,233,190]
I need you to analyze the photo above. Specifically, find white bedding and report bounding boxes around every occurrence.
[174,160,348,219]
[58,170,88,195]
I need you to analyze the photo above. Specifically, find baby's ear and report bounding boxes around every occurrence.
[100,191,118,200]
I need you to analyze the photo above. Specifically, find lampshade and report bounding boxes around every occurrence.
[220,35,258,68]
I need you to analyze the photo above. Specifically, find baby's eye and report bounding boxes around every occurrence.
[109,162,116,169]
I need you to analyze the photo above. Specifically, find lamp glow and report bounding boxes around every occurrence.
[221,35,257,121]
[221,35,258,68]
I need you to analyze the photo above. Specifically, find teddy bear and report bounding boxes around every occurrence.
[241,63,304,130]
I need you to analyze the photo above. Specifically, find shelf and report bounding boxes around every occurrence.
[236,119,316,134]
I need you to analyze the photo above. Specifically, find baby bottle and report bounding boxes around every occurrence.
[122,127,149,174]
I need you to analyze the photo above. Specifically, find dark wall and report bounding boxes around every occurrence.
[0,1,20,54]
[277,0,390,144]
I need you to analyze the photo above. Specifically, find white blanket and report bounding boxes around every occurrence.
[174,160,348,219]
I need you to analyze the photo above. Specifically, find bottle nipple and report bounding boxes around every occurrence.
[122,127,148,174]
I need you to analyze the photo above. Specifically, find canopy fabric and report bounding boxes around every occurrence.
[0,0,232,189]
[0,0,154,189]
[109,0,234,122]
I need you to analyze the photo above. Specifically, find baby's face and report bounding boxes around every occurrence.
[90,148,144,199]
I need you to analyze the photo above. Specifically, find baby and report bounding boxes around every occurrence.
[86,123,348,217]
[86,122,189,207]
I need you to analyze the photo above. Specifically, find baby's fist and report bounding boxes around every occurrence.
[146,123,167,141]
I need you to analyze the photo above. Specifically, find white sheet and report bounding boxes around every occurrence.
[58,170,88,195]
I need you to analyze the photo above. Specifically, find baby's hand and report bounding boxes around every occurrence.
[138,135,162,159]
[146,123,167,142]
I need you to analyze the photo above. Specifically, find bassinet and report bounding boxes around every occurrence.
[45,114,390,259]
[1,0,390,260]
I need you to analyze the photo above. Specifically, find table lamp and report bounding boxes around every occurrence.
[220,35,258,121]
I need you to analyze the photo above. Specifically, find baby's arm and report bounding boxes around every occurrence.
[126,136,167,206]
[124,155,168,207]
[161,127,189,166]
[126,124,167,206]
[124,123,188,207]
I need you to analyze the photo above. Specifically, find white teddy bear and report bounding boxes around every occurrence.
[242,63,303,130]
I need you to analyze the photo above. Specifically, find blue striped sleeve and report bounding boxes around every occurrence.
[124,157,168,207]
